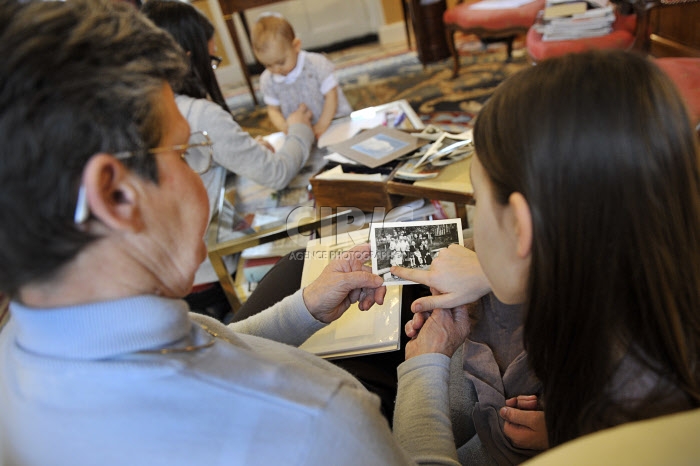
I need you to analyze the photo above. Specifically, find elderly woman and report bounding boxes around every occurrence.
[0,1,452,465]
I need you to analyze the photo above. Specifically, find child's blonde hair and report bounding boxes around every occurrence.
[251,13,296,54]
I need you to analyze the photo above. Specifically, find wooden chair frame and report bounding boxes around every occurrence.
[445,0,535,78]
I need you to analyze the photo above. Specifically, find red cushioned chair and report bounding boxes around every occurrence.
[526,0,700,130]
[655,57,700,130]
[444,0,546,78]
[636,0,700,131]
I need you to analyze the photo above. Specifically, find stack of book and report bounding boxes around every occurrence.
[535,0,615,41]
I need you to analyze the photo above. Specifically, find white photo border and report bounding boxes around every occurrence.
[370,218,464,285]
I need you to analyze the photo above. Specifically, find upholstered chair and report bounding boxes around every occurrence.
[526,0,700,130]
[444,0,546,77]
[656,57,700,130]
[635,0,700,131]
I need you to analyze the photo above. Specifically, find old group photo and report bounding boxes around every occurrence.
[370,219,463,285]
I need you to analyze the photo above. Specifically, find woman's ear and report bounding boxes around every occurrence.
[509,192,532,259]
[81,154,144,232]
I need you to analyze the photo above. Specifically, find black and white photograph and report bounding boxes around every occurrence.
[370,218,463,285]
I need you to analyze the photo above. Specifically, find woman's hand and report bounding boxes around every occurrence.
[286,103,313,128]
[391,244,491,312]
[302,243,386,324]
[500,395,549,451]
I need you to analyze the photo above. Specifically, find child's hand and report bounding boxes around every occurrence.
[286,104,312,128]
[313,121,330,139]
[267,105,288,133]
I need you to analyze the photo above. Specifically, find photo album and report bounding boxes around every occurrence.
[328,126,423,168]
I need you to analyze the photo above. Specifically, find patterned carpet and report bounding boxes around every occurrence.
[226,35,529,137]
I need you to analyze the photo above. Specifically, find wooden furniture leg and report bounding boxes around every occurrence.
[222,13,259,106]
[446,27,461,78]
[402,0,412,49]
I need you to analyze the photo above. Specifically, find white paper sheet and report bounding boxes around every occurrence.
[314,165,385,182]
[469,0,535,9]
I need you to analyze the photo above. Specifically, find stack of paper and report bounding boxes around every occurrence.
[535,0,615,41]
[468,0,536,10]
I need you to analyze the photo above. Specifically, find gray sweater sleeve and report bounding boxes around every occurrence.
[229,289,325,346]
[394,354,462,465]
[228,291,463,465]
[178,95,314,191]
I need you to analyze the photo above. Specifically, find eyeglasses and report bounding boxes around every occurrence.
[114,131,213,175]
[210,55,223,70]
[73,131,214,224]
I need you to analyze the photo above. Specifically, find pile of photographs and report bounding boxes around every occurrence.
[394,126,475,181]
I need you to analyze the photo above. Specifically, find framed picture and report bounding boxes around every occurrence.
[329,126,423,168]
[370,218,464,285]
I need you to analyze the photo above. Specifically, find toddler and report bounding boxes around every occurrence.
[251,13,352,138]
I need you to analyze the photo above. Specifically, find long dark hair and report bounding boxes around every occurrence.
[142,0,229,113]
[474,50,700,446]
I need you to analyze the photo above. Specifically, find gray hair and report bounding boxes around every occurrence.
[0,0,188,296]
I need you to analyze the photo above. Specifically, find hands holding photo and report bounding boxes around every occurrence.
[303,243,386,324]
[389,243,491,359]
[390,243,491,312]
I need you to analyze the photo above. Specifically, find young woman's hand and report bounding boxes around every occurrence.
[500,395,549,451]
[391,244,491,313]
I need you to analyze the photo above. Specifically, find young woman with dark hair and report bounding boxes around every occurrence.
[391,49,700,461]
[142,0,226,112]
[472,49,700,447]
[141,0,316,302]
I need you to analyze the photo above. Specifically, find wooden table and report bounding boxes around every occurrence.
[217,0,289,105]
[207,208,353,311]
[207,100,473,309]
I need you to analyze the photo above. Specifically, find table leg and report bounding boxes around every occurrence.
[456,203,469,228]
[208,249,242,313]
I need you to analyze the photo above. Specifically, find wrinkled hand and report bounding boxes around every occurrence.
[500,395,549,451]
[255,135,275,153]
[302,243,386,324]
[286,103,313,128]
[391,244,491,313]
[404,305,470,360]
